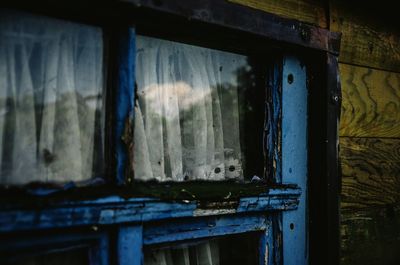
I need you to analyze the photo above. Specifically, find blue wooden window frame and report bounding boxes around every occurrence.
[0,24,306,265]
[113,28,309,265]
[0,1,342,264]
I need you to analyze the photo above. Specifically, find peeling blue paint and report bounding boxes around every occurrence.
[266,58,282,182]
[116,28,136,185]
[258,218,273,265]
[0,187,300,232]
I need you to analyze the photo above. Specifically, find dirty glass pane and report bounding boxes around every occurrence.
[144,232,259,265]
[134,35,266,182]
[5,247,89,265]
[0,10,104,185]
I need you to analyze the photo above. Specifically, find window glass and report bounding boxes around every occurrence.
[134,35,266,182]
[0,10,104,185]
[144,232,259,265]
[5,247,89,265]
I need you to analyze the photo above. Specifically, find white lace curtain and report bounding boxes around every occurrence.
[0,11,104,184]
[134,36,246,182]
[145,240,219,265]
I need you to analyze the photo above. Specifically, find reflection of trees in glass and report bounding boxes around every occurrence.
[235,57,266,180]
[0,91,103,182]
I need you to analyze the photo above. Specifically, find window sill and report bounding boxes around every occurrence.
[0,184,300,232]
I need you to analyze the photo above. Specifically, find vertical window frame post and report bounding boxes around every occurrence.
[116,27,136,184]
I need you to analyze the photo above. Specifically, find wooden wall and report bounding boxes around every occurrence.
[332,1,400,264]
[229,0,400,264]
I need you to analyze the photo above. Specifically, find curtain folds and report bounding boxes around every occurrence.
[145,240,220,265]
[0,11,104,184]
[134,36,246,182]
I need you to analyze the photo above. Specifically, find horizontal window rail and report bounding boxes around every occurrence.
[0,186,301,232]
[143,214,268,245]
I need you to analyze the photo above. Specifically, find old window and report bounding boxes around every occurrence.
[0,1,341,265]
[0,10,105,185]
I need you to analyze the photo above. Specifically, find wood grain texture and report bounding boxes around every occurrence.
[228,0,327,28]
[340,137,400,212]
[341,208,400,265]
[339,63,400,137]
[330,0,400,72]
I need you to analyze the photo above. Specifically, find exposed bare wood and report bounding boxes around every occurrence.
[339,63,400,137]
[330,0,400,72]
[340,137,400,212]
[228,0,327,28]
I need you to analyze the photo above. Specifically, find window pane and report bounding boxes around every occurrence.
[0,10,104,184]
[144,233,259,265]
[5,247,89,265]
[134,35,266,181]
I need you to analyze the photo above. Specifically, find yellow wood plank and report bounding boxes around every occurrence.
[340,137,400,212]
[340,207,400,265]
[340,137,400,264]
[330,1,400,72]
[340,63,400,138]
[228,0,327,28]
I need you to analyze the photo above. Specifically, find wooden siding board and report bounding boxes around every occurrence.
[334,1,400,263]
[228,0,327,28]
[339,63,400,138]
[341,208,400,265]
[340,137,400,212]
[330,1,400,72]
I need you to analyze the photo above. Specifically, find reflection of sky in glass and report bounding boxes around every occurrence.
[140,81,213,118]
[136,36,248,120]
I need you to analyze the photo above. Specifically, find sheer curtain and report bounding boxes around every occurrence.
[145,240,219,265]
[0,11,104,185]
[134,36,246,182]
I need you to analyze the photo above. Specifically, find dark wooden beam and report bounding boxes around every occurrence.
[308,51,341,265]
[325,52,341,265]
[123,0,341,54]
